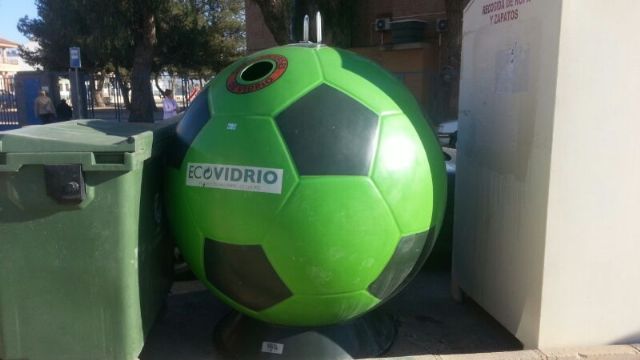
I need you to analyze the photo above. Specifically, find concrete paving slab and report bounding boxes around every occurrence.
[437,350,543,360]
[540,345,640,359]
[373,347,640,360]
[370,355,440,360]
[380,272,522,357]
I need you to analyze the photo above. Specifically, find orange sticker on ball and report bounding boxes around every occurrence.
[227,54,288,94]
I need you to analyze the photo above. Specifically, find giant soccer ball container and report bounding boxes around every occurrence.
[166,44,446,327]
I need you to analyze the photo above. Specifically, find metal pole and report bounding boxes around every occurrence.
[184,75,193,108]
[316,12,322,44]
[116,76,121,122]
[114,74,121,122]
[89,75,95,118]
[303,15,309,42]
[182,78,187,108]
[74,68,81,119]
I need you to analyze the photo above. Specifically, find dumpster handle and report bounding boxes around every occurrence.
[44,164,86,204]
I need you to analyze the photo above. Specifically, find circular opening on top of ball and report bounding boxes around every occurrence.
[239,60,276,84]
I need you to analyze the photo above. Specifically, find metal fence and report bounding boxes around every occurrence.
[83,74,204,122]
[0,76,19,130]
[0,73,204,128]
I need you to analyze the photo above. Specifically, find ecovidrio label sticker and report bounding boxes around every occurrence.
[185,163,283,194]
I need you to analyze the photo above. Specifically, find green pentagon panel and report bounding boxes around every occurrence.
[422,130,447,233]
[371,113,434,234]
[315,47,446,217]
[315,46,407,116]
[368,230,429,300]
[275,84,380,176]
[258,291,380,326]
[263,177,400,295]
[169,86,211,168]
[182,115,298,245]
[203,239,292,311]
[209,45,324,117]
[407,112,447,233]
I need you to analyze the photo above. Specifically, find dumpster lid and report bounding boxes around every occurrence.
[0,119,176,154]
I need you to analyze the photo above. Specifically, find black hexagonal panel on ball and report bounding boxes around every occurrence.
[275,84,379,176]
[169,87,210,169]
[204,238,292,311]
[367,229,434,300]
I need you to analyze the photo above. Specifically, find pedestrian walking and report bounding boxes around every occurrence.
[162,89,178,120]
[34,90,56,124]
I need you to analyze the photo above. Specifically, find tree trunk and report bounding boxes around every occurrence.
[128,9,157,123]
[115,68,131,110]
[92,74,106,107]
[252,0,292,44]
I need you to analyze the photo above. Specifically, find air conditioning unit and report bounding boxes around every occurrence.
[374,18,391,31]
[390,19,426,44]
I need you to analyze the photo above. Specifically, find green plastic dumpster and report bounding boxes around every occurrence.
[0,119,177,360]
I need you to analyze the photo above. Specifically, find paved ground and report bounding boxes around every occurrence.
[139,271,523,359]
[139,269,640,359]
[379,345,640,359]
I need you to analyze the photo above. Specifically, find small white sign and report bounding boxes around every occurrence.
[186,163,283,194]
[261,341,284,354]
[69,47,81,68]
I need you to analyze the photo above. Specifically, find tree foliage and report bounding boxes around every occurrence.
[156,0,246,76]
[18,0,245,122]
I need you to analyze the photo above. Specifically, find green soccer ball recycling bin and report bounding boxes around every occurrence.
[0,119,177,360]
[166,44,447,327]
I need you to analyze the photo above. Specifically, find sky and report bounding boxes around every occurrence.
[0,0,37,44]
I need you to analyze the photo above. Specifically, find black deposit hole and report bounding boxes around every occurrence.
[240,60,275,82]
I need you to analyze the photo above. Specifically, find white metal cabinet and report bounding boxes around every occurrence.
[453,0,640,349]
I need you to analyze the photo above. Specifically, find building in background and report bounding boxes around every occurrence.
[0,37,20,90]
[245,0,463,124]
[0,37,36,77]
[1,37,37,129]
[1,37,36,91]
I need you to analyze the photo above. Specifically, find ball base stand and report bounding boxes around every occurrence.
[213,310,397,359]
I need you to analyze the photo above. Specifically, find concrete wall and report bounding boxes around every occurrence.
[350,0,446,48]
[454,0,640,348]
[351,45,439,119]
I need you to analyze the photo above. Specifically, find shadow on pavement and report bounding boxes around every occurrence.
[140,271,521,359]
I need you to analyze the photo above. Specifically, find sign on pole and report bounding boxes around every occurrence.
[69,47,81,68]
[69,47,82,119]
